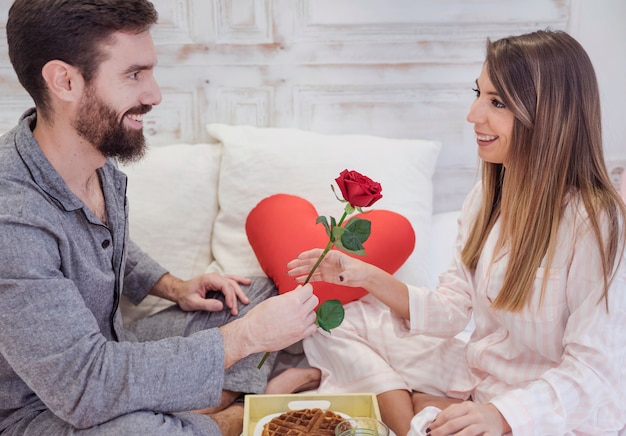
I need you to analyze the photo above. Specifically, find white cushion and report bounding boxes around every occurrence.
[119,143,222,321]
[427,210,461,289]
[428,209,475,343]
[206,123,441,287]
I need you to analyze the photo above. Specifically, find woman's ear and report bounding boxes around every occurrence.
[41,60,84,103]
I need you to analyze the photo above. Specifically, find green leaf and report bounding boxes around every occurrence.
[316,216,331,236]
[336,218,370,253]
[335,237,365,256]
[344,203,355,215]
[316,300,345,332]
[344,217,371,243]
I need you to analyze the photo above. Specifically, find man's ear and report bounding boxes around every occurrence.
[41,60,84,103]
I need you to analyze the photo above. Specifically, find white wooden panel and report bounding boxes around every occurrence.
[0,2,8,61]
[293,84,470,143]
[144,89,199,147]
[0,64,33,132]
[214,86,273,126]
[150,0,195,44]
[3,0,623,212]
[0,94,33,134]
[214,0,272,44]
[295,0,569,41]
[151,0,215,44]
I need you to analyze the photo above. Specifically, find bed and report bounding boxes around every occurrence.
[118,123,474,380]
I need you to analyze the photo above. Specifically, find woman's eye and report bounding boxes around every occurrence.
[491,99,505,109]
[472,87,480,97]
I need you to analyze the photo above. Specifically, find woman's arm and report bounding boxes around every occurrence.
[287,249,412,318]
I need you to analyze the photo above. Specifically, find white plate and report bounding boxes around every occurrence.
[253,408,350,436]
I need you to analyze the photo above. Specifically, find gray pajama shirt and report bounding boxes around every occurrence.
[0,109,277,435]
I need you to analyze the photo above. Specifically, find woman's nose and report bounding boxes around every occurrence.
[466,99,484,124]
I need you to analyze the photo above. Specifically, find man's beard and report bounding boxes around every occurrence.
[73,86,151,164]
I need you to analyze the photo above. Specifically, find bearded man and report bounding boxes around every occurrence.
[0,1,319,434]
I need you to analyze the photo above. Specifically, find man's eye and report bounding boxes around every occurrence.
[130,72,139,80]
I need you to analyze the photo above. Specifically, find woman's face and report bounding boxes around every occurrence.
[466,65,515,165]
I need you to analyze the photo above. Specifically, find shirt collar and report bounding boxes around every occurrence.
[14,108,127,213]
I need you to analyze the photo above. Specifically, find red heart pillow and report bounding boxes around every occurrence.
[245,194,415,305]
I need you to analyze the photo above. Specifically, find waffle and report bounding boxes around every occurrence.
[261,408,344,436]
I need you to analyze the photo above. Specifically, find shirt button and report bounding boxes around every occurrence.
[102,239,111,249]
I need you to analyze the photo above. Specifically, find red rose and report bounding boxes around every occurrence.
[335,169,383,208]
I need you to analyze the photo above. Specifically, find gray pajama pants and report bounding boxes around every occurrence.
[7,277,278,436]
[127,276,279,395]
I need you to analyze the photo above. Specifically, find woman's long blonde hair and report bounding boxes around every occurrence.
[461,30,626,312]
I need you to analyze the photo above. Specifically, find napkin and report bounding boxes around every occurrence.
[407,406,441,436]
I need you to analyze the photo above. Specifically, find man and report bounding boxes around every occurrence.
[0,1,319,434]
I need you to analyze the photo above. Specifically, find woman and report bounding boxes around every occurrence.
[288,30,626,435]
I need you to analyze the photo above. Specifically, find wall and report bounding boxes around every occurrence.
[569,0,626,190]
[0,0,623,211]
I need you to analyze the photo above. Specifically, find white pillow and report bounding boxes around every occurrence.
[206,124,441,287]
[119,143,222,321]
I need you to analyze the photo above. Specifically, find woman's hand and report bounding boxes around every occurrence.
[286,248,369,287]
[427,401,511,436]
[288,248,411,319]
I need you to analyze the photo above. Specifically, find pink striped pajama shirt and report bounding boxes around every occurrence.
[304,183,626,435]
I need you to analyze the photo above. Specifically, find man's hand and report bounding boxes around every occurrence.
[150,272,252,315]
[220,284,319,368]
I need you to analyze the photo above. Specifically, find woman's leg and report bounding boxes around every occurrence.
[377,389,415,436]
[411,391,463,414]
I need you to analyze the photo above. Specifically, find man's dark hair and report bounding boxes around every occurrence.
[6,0,158,120]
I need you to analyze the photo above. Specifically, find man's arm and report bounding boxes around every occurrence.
[148,271,321,370]
[149,272,184,301]
[218,284,320,369]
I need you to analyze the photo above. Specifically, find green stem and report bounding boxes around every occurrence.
[257,351,270,369]
[304,240,334,284]
[336,210,349,227]
[303,210,347,284]
[258,210,348,369]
